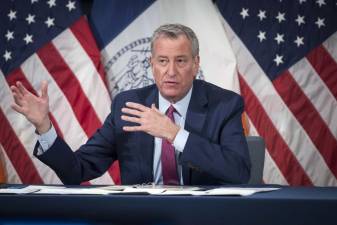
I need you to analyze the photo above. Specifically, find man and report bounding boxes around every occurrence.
[11,24,250,185]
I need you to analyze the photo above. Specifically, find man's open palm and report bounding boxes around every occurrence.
[11,81,51,133]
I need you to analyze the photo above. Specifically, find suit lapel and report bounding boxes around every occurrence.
[137,87,158,183]
[183,81,208,184]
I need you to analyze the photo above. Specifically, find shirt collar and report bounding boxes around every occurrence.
[158,85,193,118]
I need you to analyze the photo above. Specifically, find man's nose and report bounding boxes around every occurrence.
[167,61,177,77]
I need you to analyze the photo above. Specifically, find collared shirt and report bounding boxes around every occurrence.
[37,87,192,184]
[153,87,192,185]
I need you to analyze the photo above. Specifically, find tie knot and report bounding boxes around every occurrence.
[167,105,175,114]
[166,105,175,121]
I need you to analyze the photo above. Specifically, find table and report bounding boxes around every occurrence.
[0,185,337,225]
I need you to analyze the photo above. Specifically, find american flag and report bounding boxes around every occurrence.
[217,0,337,186]
[0,0,120,184]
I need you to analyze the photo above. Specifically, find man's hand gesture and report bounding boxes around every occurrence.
[121,102,180,143]
[11,81,51,134]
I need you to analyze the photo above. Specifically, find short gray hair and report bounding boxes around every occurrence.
[151,24,199,57]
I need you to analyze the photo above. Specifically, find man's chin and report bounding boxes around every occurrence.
[160,90,180,102]
[162,82,179,88]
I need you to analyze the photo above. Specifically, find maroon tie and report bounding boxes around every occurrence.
[161,105,180,185]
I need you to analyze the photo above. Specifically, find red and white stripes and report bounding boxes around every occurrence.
[223,18,337,186]
[0,17,119,185]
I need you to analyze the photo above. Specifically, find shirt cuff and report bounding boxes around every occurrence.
[37,124,57,154]
[173,128,189,152]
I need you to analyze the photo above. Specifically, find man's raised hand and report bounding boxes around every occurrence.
[11,81,51,134]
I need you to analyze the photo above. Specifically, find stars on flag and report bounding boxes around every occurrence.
[235,2,332,71]
[273,54,284,66]
[295,15,305,26]
[3,50,12,62]
[5,30,14,41]
[274,33,285,45]
[47,0,56,8]
[275,12,286,23]
[240,8,249,19]
[8,10,17,21]
[257,10,266,21]
[315,17,325,28]
[26,14,36,24]
[1,0,79,69]
[294,36,304,47]
[316,0,326,7]
[23,34,34,45]
[45,17,55,28]
[257,31,266,42]
[66,1,76,11]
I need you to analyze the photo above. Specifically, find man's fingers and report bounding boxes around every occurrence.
[12,92,25,106]
[125,102,149,112]
[16,81,29,96]
[11,103,24,114]
[11,85,23,99]
[121,115,141,124]
[123,126,142,132]
[121,107,142,117]
[41,81,48,99]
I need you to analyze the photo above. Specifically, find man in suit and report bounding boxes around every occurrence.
[10,24,250,185]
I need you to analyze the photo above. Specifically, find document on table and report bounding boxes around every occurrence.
[153,187,280,196]
[0,186,40,194]
[0,185,119,195]
[100,186,280,196]
[202,187,280,196]
[0,185,280,196]
[35,186,162,195]
[100,185,202,195]
[35,187,114,195]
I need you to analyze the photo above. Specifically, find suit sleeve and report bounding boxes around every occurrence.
[180,95,251,184]
[33,100,118,185]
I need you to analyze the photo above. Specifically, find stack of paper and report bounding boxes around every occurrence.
[0,185,280,196]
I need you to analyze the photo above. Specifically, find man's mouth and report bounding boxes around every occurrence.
[164,81,178,84]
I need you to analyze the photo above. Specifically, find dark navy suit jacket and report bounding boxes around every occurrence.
[34,80,251,185]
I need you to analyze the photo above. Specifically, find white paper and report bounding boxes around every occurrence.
[98,185,127,191]
[0,186,39,194]
[153,190,204,195]
[153,187,280,196]
[27,185,66,189]
[204,187,280,196]
[0,185,280,196]
[122,187,166,194]
[35,187,115,195]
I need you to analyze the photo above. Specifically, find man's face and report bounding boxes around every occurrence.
[150,35,199,103]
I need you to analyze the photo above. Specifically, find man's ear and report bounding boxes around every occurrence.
[149,56,154,72]
[193,55,200,78]
[194,55,200,67]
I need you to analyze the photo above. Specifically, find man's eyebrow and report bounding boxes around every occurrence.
[154,55,188,58]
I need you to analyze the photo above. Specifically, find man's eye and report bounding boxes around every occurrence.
[177,58,187,66]
[158,59,168,65]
